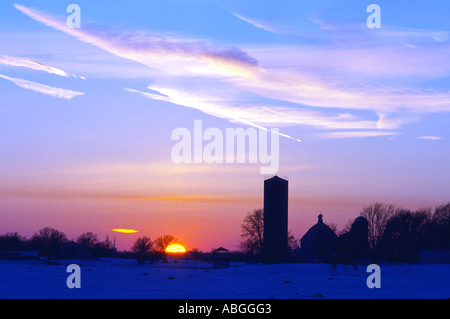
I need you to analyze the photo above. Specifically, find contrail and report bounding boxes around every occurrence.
[124,88,302,143]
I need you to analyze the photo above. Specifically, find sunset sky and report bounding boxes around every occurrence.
[1,0,449,251]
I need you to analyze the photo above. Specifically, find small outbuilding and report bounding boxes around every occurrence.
[212,247,230,269]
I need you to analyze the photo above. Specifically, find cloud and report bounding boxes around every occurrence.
[0,73,84,99]
[0,54,84,78]
[125,86,381,132]
[16,4,450,113]
[14,4,450,139]
[14,4,259,78]
[111,229,138,234]
[417,136,442,141]
[314,131,398,139]
[125,87,303,142]
[310,17,450,43]
[233,13,287,35]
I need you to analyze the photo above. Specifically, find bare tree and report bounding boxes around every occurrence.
[360,202,395,259]
[154,235,177,252]
[287,231,298,252]
[0,232,26,250]
[432,202,450,249]
[76,232,99,250]
[433,202,450,229]
[31,227,68,257]
[240,209,298,254]
[326,222,338,234]
[240,209,264,254]
[337,219,354,236]
[131,236,153,263]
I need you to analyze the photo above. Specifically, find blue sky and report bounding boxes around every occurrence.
[0,1,449,250]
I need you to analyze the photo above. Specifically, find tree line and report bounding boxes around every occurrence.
[1,201,448,263]
[361,202,450,262]
[0,227,115,258]
[131,234,180,263]
[240,202,450,263]
[0,229,187,264]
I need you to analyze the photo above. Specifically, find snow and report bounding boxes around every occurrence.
[0,258,448,299]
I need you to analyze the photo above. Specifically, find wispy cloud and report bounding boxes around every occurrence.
[310,17,450,43]
[14,4,259,78]
[232,13,327,43]
[314,131,398,139]
[417,136,442,141]
[0,73,84,99]
[125,86,380,132]
[14,4,450,139]
[232,13,287,35]
[125,87,303,142]
[0,54,84,78]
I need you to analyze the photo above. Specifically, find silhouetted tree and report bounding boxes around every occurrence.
[91,235,116,258]
[31,227,68,257]
[240,209,264,255]
[338,219,354,236]
[430,202,450,249]
[380,209,431,262]
[360,202,395,260]
[132,236,153,263]
[0,232,26,250]
[326,222,338,234]
[287,231,298,252]
[76,232,99,250]
[338,216,369,263]
[240,209,297,255]
[154,235,177,252]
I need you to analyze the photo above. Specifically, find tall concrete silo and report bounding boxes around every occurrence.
[263,175,288,263]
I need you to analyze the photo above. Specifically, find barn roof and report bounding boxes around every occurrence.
[301,214,338,242]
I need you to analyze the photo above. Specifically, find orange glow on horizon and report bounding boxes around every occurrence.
[165,244,186,254]
[112,228,139,234]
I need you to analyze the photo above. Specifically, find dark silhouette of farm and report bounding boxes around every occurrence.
[1,176,449,264]
[239,176,450,264]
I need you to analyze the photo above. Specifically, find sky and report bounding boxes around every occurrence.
[0,0,449,252]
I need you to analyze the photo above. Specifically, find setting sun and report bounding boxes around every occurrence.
[165,244,186,254]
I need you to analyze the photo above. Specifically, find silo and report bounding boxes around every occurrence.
[263,175,288,263]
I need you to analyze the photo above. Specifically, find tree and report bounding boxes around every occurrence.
[431,202,450,249]
[154,235,177,253]
[380,209,431,262]
[326,222,338,234]
[76,232,99,250]
[131,236,153,264]
[287,231,298,252]
[91,235,116,258]
[0,232,26,250]
[240,209,264,255]
[338,219,354,236]
[240,209,298,255]
[360,202,395,260]
[31,227,68,257]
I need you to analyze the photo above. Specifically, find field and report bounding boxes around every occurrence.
[0,258,448,299]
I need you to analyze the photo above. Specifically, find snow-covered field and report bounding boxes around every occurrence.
[0,258,448,299]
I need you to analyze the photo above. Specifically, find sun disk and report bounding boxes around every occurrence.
[165,244,186,254]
